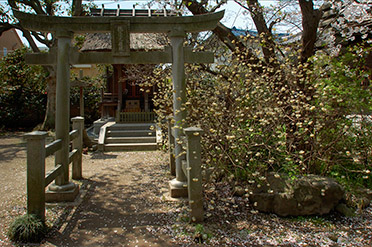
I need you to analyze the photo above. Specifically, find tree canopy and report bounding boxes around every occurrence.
[0,0,87,129]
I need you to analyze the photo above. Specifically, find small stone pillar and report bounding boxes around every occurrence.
[79,69,84,117]
[24,131,47,222]
[167,116,176,176]
[47,31,79,201]
[144,92,149,112]
[72,116,84,180]
[117,74,122,121]
[169,28,188,197]
[184,127,204,223]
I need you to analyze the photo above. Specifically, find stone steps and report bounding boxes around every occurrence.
[98,122,159,152]
[105,136,156,144]
[106,129,155,137]
[108,123,156,130]
[104,143,158,151]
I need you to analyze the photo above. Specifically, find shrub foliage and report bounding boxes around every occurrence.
[0,48,103,128]
[70,76,102,125]
[8,214,47,243]
[151,40,372,189]
[0,48,47,128]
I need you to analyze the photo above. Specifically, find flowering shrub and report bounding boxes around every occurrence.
[151,39,372,189]
[310,44,372,188]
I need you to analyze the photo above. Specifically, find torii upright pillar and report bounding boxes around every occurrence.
[46,31,79,201]
[169,29,188,197]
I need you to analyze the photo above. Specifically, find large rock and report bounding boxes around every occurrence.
[250,173,344,217]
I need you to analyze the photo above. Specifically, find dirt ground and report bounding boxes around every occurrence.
[1,132,372,247]
[0,132,185,247]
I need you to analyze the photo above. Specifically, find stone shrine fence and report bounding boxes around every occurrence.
[23,116,205,223]
[23,117,84,222]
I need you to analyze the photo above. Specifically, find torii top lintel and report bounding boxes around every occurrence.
[13,9,224,34]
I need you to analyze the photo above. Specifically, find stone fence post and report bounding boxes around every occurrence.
[184,127,204,223]
[72,116,84,180]
[24,131,47,222]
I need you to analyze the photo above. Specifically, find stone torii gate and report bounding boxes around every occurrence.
[14,9,224,198]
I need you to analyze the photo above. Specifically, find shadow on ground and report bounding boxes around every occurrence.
[45,153,179,247]
[90,152,118,160]
[0,141,26,162]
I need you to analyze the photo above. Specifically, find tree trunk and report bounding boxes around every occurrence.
[246,0,277,64]
[41,66,56,130]
[17,27,56,130]
[184,1,246,52]
[299,0,322,63]
[280,0,322,165]
[72,0,83,16]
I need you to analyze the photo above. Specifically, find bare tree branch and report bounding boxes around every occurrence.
[200,63,229,80]
[20,28,40,52]
[282,19,303,33]
[210,0,227,12]
[268,15,286,33]
[233,0,249,12]
[31,31,52,47]
[17,0,45,15]
[0,22,14,36]
[0,21,40,52]
[265,1,291,24]
[7,0,18,9]
[183,0,261,64]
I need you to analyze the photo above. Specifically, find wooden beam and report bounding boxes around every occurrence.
[13,9,224,34]
[25,48,214,65]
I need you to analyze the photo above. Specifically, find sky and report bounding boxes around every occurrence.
[8,0,280,47]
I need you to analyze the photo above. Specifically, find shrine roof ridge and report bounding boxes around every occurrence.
[13,9,224,34]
